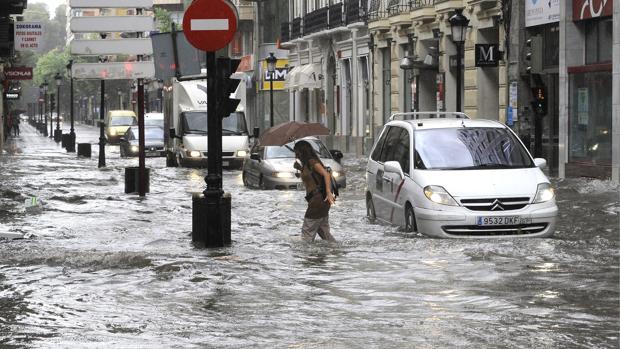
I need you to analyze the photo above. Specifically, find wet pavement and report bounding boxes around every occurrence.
[0,122,618,348]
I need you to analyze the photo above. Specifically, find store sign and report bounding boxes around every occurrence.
[14,22,44,52]
[525,0,560,27]
[261,59,289,91]
[475,44,500,67]
[4,92,20,100]
[573,0,613,21]
[5,67,33,80]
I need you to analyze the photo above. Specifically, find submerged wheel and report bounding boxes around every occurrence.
[405,203,417,233]
[366,194,376,223]
[258,175,267,190]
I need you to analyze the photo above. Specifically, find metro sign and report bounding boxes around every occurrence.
[183,0,238,52]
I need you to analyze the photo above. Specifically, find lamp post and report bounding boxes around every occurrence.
[66,60,76,152]
[38,84,44,132]
[42,80,49,137]
[54,72,63,142]
[266,52,277,127]
[449,8,469,113]
[399,33,417,112]
[117,89,123,110]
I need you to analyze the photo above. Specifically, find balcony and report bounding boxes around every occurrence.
[368,0,388,22]
[387,0,412,27]
[345,0,368,25]
[410,0,436,22]
[329,3,344,29]
[281,22,290,43]
[304,7,329,35]
[292,17,302,39]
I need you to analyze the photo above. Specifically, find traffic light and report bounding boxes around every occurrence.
[531,86,547,116]
[525,35,542,74]
[49,93,56,111]
[215,58,241,119]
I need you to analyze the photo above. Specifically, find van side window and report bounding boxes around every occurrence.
[393,128,410,175]
[370,126,390,161]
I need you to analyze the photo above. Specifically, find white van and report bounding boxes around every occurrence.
[365,112,558,238]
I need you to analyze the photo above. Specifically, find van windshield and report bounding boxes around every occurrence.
[110,116,137,126]
[181,111,248,135]
[414,127,534,170]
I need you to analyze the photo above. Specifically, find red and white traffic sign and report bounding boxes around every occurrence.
[182,0,238,52]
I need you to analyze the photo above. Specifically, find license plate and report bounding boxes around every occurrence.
[477,216,531,226]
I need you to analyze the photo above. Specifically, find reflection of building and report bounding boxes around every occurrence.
[559,0,618,183]
[280,0,371,154]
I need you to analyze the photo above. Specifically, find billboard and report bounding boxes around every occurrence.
[14,22,44,52]
[525,0,560,27]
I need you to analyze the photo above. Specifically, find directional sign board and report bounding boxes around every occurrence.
[72,62,155,80]
[71,38,153,55]
[70,16,154,33]
[183,0,238,52]
[70,0,152,8]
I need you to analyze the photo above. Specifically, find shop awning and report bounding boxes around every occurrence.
[285,63,322,90]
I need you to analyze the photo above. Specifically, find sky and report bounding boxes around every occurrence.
[30,0,66,17]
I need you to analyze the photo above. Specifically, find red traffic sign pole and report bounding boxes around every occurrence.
[182,0,238,53]
[183,0,238,247]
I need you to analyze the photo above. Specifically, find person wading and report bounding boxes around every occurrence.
[293,140,336,242]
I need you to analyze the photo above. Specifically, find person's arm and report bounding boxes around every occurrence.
[312,162,335,205]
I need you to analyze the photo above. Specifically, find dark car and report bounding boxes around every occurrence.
[119,126,165,158]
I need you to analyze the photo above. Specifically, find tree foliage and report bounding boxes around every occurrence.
[154,8,173,33]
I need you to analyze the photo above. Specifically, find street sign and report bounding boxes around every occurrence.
[70,16,154,33]
[5,67,33,80]
[150,31,202,80]
[70,0,152,8]
[72,62,155,80]
[183,0,238,52]
[71,38,153,55]
[14,22,43,52]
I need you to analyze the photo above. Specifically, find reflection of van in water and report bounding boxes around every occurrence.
[105,110,137,144]
[166,78,251,168]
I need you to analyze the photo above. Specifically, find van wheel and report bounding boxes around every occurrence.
[405,203,417,233]
[366,195,376,223]
[258,175,267,190]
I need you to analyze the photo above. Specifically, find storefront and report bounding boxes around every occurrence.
[562,0,614,179]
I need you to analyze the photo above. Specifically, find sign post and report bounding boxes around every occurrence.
[183,0,239,248]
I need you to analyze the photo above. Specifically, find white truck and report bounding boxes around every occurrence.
[166,78,253,168]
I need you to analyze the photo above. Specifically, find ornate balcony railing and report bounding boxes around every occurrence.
[329,3,344,28]
[410,0,434,9]
[281,21,290,42]
[345,0,368,24]
[304,7,329,35]
[292,17,302,39]
[387,0,411,15]
[368,0,388,22]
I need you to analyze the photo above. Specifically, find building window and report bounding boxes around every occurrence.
[585,18,613,64]
[543,25,559,67]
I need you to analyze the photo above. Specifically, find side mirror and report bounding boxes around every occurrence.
[250,153,261,161]
[330,149,343,163]
[252,127,260,139]
[169,128,179,140]
[384,161,404,179]
[533,158,547,169]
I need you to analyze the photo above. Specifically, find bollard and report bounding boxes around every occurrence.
[192,192,231,247]
[124,167,150,194]
[61,134,70,148]
[77,143,91,158]
[54,129,62,143]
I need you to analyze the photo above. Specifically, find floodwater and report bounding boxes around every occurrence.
[0,122,618,348]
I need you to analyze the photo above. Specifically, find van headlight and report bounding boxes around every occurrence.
[533,183,555,203]
[236,150,248,157]
[188,150,202,158]
[331,171,341,178]
[424,185,458,206]
[272,172,294,178]
[130,145,139,153]
[110,129,117,136]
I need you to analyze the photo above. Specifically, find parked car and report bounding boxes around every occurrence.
[242,136,346,190]
[144,112,164,128]
[105,110,137,144]
[119,126,165,158]
[366,112,558,238]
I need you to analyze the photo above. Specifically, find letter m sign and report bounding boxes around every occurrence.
[475,44,500,67]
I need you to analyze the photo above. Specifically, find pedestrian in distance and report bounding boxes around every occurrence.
[5,114,12,139]
[12,117,20,137]
[293,140,337,242]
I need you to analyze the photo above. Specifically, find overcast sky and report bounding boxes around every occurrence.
[30,0,66,17]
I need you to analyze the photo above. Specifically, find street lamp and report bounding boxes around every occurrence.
[449,8,469,113]
[117,89,123,110]
[66,59,76,152]
[266,52,277,127]
[54,72,63,142]
[38,84,44,131]
[399,34,417,113]
[42,80,49,137]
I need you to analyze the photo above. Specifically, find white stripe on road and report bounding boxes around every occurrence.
[191,19,229,31]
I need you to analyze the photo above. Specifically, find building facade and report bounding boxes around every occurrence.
[559,0,618,183]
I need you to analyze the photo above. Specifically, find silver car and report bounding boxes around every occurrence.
[242,137,346,190]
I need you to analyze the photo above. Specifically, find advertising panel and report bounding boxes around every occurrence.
[525,0,560,27]
[14,22,44,52]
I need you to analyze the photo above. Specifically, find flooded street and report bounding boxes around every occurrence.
[0,123,618,348]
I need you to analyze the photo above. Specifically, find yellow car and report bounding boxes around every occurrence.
[105,110,137,144]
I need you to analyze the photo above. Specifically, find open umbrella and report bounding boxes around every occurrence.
[259,121,330,146]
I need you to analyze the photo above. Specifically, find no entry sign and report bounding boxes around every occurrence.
[182,0,238,52]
